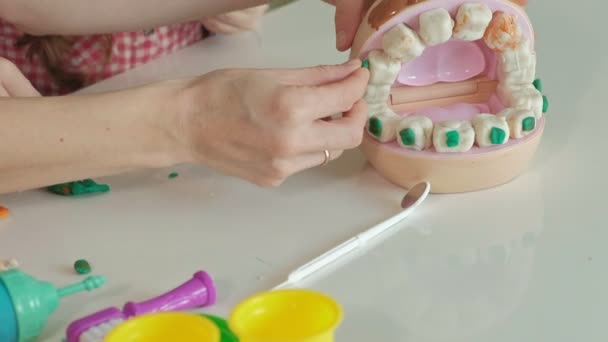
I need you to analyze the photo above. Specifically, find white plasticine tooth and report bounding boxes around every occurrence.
[497,38,536,85]
[483,11,523,51]
[497,37,535,73]
[497,84,543,118]
[382,23,426,63]
[367,109,400,143]
[367,101,389,117]
[472,113,510,147]
[396,115,434,151]
[453,3,493,41]
[367,50,402,84]
[497,108,537,138]
[432,120,475,153]
[364,83,392,106]
[418,8,455,46]
[498,66,536,85]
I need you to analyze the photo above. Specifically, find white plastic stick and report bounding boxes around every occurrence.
[274,182,430,289]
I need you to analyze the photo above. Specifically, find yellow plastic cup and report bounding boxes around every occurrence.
[228,289,343,342]
[104,312,220,342]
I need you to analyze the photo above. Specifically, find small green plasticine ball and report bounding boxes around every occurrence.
[362,59,370,69]
[74,259,91,275]
[168,172,179,179]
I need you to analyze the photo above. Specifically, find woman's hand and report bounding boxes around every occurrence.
[177,59,369,186]
[201,4,269,34]
[322,0,372,51]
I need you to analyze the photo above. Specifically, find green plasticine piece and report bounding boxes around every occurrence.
[399,128,416,146]
[362,59,370,69]
[490,127,506,144]
[48,179,109,196]
[542,95,549,113]
[522,117,536,131]
[74,259,91,275]
[168,172,179,179]
[446,130,460,147]
[533,79,542,91]
[200,314,239,342]
[368,117,382,138]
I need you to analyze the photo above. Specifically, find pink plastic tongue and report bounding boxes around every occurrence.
[398,40,487,86]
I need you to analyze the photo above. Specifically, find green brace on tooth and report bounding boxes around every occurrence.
[368,117,383,138]
[446,130,460,147]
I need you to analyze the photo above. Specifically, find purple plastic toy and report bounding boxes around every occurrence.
[66,270,216,342]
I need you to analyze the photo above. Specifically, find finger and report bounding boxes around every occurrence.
[290,67,369,120]
[0,85,9,97]
[202,18,244,34]
[272,59,362,86]
[303,99,368,152]
[5,77,40,97]
[334,0,366,51]
[214,11,261,31]
[277,149,344,178]
[0,61,40,97]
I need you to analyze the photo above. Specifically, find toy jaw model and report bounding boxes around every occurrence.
[350,0,547,193]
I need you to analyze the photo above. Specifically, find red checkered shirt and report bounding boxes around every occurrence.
[0,20,205,95]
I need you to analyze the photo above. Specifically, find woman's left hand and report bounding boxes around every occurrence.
[201,4,269,35]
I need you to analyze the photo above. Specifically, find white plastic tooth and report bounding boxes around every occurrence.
[382,23,426,62]
[497,107,537,138]
[418,8,455,46]
[396,115,434,151]
[472,113,510,147]
[367,109,400,143]
[366,49,402,84]
[497,84,543,118]
[453,3,493,41]
[432,120,475,153]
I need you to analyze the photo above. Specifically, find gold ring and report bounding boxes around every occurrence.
[321,150,330,166]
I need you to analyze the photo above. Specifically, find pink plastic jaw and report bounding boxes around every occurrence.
[349,0,545,193]
[356,0,539,158]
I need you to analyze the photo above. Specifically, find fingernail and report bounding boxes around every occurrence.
[337,30,347,48]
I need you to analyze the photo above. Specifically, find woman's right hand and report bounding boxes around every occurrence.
[176,59,369,187]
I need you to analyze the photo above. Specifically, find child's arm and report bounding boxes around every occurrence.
[0,58,39,97]
[0,0,269,36]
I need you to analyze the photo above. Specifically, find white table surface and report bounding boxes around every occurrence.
[1,1,606,341]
